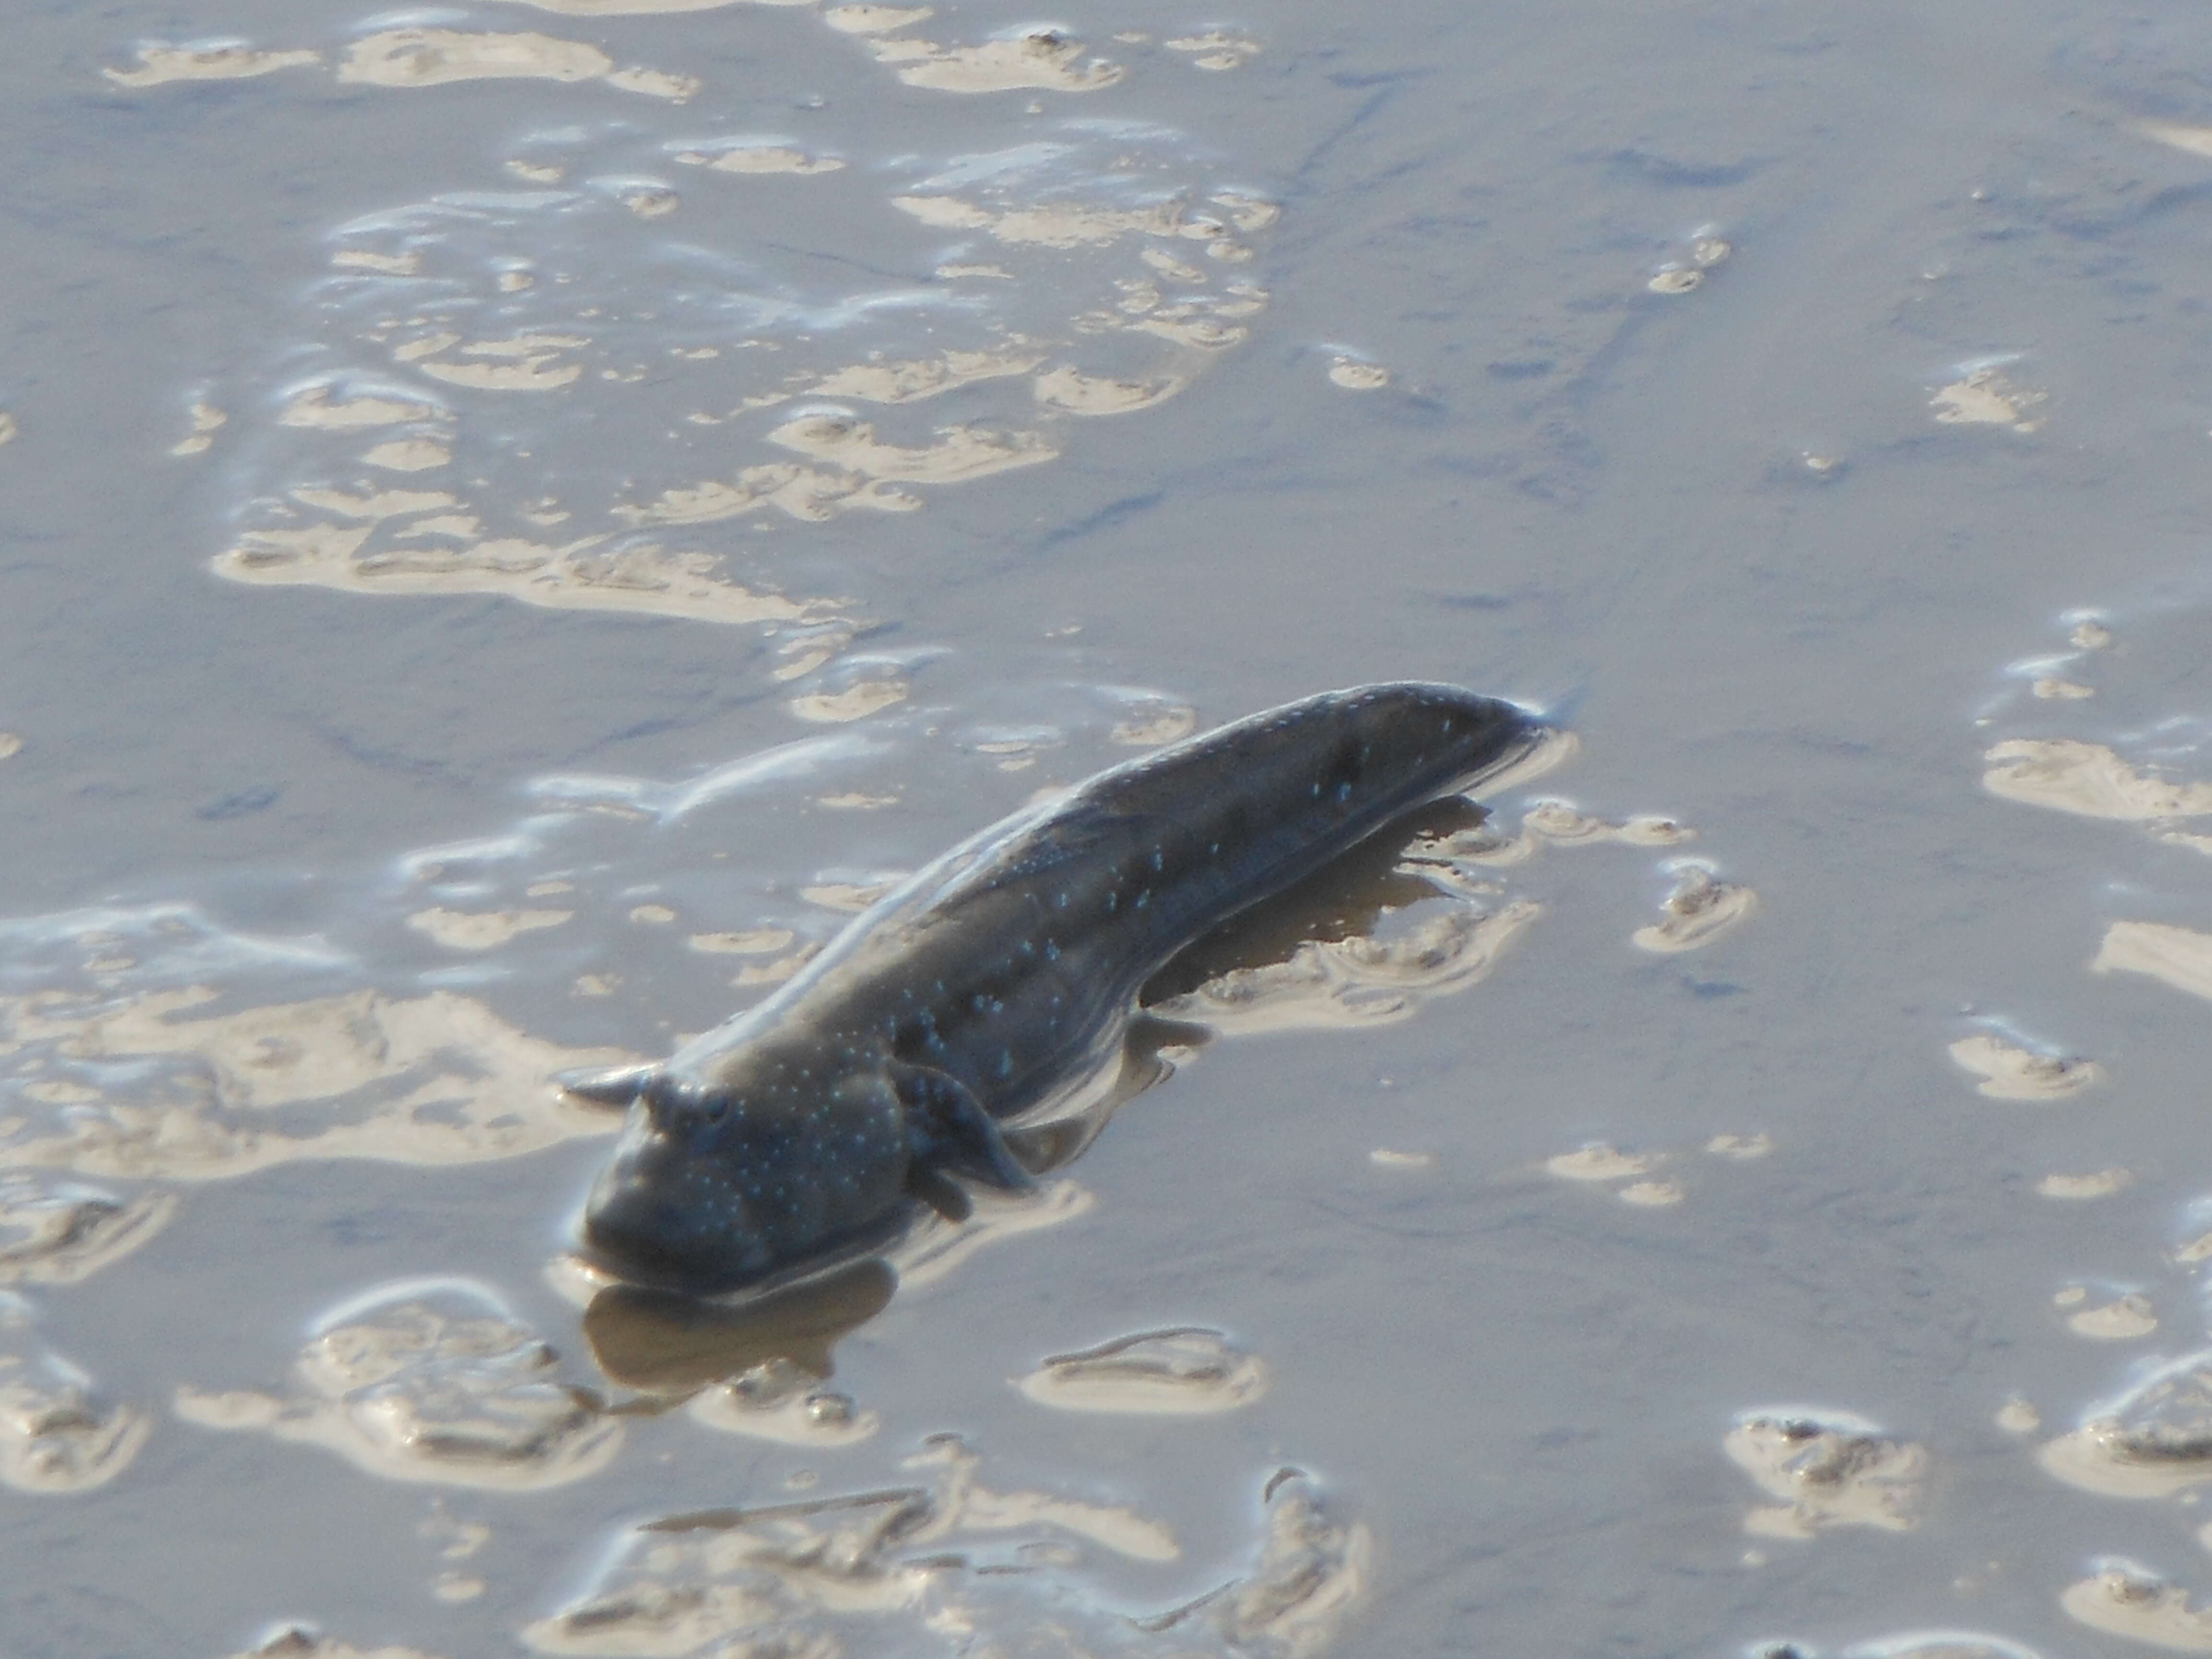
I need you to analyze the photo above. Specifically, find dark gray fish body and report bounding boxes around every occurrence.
[577,683,1544,1293]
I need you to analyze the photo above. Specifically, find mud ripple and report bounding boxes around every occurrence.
[1724,1410,1928,1537]
[0,1296,150,1493]
[524,1448,1363,1659]
[176,1282,622,1489]
[1017,1327,1267,1416]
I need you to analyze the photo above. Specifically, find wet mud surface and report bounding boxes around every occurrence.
[11,0,2212,1655]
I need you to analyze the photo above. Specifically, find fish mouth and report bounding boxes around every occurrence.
[579,1195,722,1294]
[578,1139,749,1296]
[579,1173,904,1302]
[578,1229,696,1297]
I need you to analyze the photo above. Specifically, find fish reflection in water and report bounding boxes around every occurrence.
[586,1257,890,1395]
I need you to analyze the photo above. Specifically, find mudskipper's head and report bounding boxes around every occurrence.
[580,1062,909,1295]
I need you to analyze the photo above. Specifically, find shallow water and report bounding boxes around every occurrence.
[11,0,2212,1654]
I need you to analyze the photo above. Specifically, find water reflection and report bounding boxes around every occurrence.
[583,1256,895,1392]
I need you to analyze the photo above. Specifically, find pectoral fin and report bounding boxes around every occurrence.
[891,1061,1034,1193]
[905,1164,975,1224]
[555,1063,659,1108]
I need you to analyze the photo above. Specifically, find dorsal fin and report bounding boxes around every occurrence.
[555,1063,659,1109]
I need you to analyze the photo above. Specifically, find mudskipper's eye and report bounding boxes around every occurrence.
[703,1096,730,1125]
